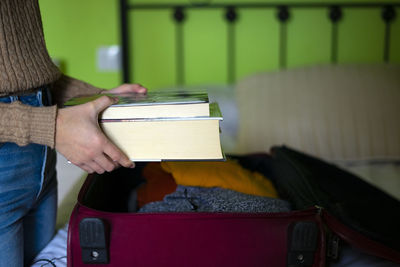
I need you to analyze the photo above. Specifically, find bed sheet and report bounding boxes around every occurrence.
[31,225,68,267]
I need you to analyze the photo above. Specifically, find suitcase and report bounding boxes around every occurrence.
[67,146,400,266]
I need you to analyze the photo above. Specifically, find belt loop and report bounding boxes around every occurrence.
[45,86,52,106]
[36,89,43,106]
[40,86,52,106]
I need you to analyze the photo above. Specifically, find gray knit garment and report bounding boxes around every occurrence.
[138,185,291,213]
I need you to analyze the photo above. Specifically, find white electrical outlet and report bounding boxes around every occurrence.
[97,45,121,71]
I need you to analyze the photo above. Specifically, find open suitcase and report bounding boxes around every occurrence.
[67,146,400,266]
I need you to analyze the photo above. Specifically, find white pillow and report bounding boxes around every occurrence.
[235,64,400,162]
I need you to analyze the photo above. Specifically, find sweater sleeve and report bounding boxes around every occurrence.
[0,75,104,148]
[50,74,105,107]
[0,101,57,148]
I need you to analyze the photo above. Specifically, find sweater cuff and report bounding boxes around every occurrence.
[51,74,104,106]
[29,105,57,148]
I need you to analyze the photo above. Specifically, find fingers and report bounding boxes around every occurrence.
[90,95,117,114]
[107,83,148,95]
[78,163,94,174]
[121,83,147,93]
[94,155,118,173]
[73,154,120,174]
[87,161,107,174]
[103,141,135,169]
[56,95,136,175]
[131,83,147,93]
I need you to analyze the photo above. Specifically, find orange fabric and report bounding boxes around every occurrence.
[161,160,278,198]
[136,163,177,208]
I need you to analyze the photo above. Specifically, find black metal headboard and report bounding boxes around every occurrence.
[119,1,399,85]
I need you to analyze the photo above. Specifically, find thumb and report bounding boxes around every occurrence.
[90,95,117,113]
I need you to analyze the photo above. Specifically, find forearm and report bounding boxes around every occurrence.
[0,102,57,148]
[50,74,104,107]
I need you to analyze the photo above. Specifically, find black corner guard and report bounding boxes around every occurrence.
[287,221,319,267]
[79,218,109,264]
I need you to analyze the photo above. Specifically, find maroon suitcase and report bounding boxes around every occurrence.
[68,202,325,266]
[67,171,326,267]
[67,151,400,267]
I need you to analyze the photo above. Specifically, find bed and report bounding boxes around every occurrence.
[32,1,400,266]
[32,63,400,266]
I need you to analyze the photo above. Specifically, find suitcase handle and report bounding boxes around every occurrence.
[79,218,109,264]
[287,221,319,267]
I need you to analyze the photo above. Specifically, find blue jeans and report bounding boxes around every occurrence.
[0,88,57,267]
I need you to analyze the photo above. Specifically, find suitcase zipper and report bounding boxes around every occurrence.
[326,233,340,260]
[315,205,340,262]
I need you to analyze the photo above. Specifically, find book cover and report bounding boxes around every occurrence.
[101,102,222,122]
[64,90,209,107]
[65,90,210,120]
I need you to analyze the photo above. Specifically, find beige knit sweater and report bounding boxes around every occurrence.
[0,0,103,148]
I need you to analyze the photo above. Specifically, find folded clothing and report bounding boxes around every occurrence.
[136,162,177,209]
[161,160,278,198]
[138,185,291,213]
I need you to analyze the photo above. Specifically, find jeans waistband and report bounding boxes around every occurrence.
[0,87,52,107]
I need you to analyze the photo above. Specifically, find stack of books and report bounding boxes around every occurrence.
[65,90,224,161]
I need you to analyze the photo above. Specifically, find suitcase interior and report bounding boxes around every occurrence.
[69,161,329,267]
[69,153,400,266]
[79,164,147,213]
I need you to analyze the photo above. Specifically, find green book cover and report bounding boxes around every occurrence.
[64,90,209,107]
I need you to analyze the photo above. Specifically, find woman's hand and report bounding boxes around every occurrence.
[55,95,134,174]
[105,83,147,95]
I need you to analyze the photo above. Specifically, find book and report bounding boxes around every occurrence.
[100,103,224,161]
[65,90,210,120]
[65,91,224,161]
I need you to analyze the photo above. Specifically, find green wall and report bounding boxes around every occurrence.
[39,0,400,90]
[39,0,121,89]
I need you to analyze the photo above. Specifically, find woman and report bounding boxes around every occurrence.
[0,0,146,265]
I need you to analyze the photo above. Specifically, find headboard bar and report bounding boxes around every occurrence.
[226,7,238,84]
[383,5,397,62]
[119,1,399,84]
[127,3,400,9]
[119,0,131,84]
[174,7,186,86]
[329,6,342,63]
